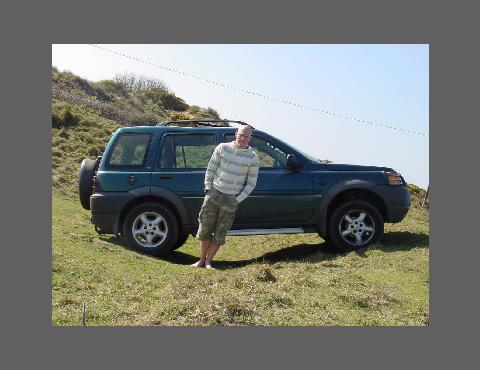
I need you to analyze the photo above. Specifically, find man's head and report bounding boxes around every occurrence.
[234,125,253,149]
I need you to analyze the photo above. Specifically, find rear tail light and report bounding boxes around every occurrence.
[386,171,403,185]
[92,175,98,193]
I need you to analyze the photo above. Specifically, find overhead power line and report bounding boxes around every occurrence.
[89,44,429,137]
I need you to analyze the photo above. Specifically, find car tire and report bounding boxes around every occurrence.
[123,202,179,256]
[172,231,189,251]
[327,200,384,252]
[78,157,99,210]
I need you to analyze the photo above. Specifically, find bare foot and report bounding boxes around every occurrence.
[205,262,215,269]
[191,260,205,268]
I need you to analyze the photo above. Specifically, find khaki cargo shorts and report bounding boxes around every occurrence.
[196,187,239,247]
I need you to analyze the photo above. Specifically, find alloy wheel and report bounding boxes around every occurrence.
[131,211,168,248]
[338,209,375,247]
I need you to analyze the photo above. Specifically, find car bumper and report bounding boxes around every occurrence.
[91,214,117,234]
[90,192,135,234]
[373,184,411,223]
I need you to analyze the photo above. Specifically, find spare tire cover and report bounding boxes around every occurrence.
[78,158,97,210]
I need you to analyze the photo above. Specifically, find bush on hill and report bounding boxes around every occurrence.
[187,106,220,119]
[113,72,170,93]
[145,89,188,111]
[52,101,81,128]
[91,80,131,101]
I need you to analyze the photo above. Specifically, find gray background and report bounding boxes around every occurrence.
[2,0,478,368]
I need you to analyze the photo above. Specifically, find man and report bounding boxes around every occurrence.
[192,124,259,269]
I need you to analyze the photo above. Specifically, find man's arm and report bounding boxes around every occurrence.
[235,155,259,203]
[204,144,222,191]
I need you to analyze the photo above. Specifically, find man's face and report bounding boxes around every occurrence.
[235,126,252,149]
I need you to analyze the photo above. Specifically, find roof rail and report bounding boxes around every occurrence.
[156,119,255,129]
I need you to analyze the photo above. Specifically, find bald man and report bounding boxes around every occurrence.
[192,125,259,268]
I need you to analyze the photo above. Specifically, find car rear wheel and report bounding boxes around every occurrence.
[123,203,179,256]
[327,200,384,252]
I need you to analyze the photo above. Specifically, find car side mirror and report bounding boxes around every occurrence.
[286,154,303,171]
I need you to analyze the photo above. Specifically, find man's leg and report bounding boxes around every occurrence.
[206,204,237,268]
[204,242,220,269]
[193,193,219,267]
[191,239,212,267]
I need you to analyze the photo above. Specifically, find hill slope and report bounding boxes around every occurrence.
[51,68,222,193]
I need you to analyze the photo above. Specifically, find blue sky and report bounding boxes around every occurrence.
[52,44,429,188]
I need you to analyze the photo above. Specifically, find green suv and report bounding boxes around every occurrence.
[79,119,411,255]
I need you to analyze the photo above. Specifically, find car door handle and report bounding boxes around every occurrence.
[159,175,173,179]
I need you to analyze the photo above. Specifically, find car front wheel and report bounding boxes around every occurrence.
[327,200,384,252]
[123,203,179,256]
[172,231,189,250]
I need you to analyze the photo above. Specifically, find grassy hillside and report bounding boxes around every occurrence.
[51,68,429,326]
[52,67,222,194]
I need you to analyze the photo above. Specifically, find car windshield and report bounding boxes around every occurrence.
[293,147,323,163]
[270,135,324,164]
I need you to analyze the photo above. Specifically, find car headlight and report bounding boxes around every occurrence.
[385,171,404,185]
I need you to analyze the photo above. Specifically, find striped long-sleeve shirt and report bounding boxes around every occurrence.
[205,141,259,203]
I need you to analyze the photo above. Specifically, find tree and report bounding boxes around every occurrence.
[114,72,170,92]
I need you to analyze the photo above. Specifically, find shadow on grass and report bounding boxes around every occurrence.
[212,242,337,270]
[99,230,429,270]
[375,231,429,252]
[98,235,201,264]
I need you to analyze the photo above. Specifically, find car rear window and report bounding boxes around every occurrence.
[159,134,216,169]
[107,133,152,168]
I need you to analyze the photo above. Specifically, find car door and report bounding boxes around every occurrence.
[224,133,314,225]
[151,132,218,223]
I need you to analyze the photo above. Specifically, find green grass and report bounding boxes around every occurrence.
[52,191,429,326]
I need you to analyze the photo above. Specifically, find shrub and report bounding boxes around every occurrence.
[114,72,170,92]
[92,80,130,100]
[204,107,220,119]
[129,112,160,126]
[52,102,81,128]
[407,183,429,207]
[145,89,189,115]
[159,92,189,111]
[407,183,426,198]
[186,106,220,119]
[144,89,164,104]
[125,96,143,111]
[187,105,201,115]
[169,111,194,121]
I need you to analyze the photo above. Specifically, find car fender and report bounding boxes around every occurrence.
[150,186,190,226]
[112,186,150,234]
[317,179,378,237]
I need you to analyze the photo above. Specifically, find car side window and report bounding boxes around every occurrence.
[159,134,216,169]
[107,133,152,168]
[225,134,287,168]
